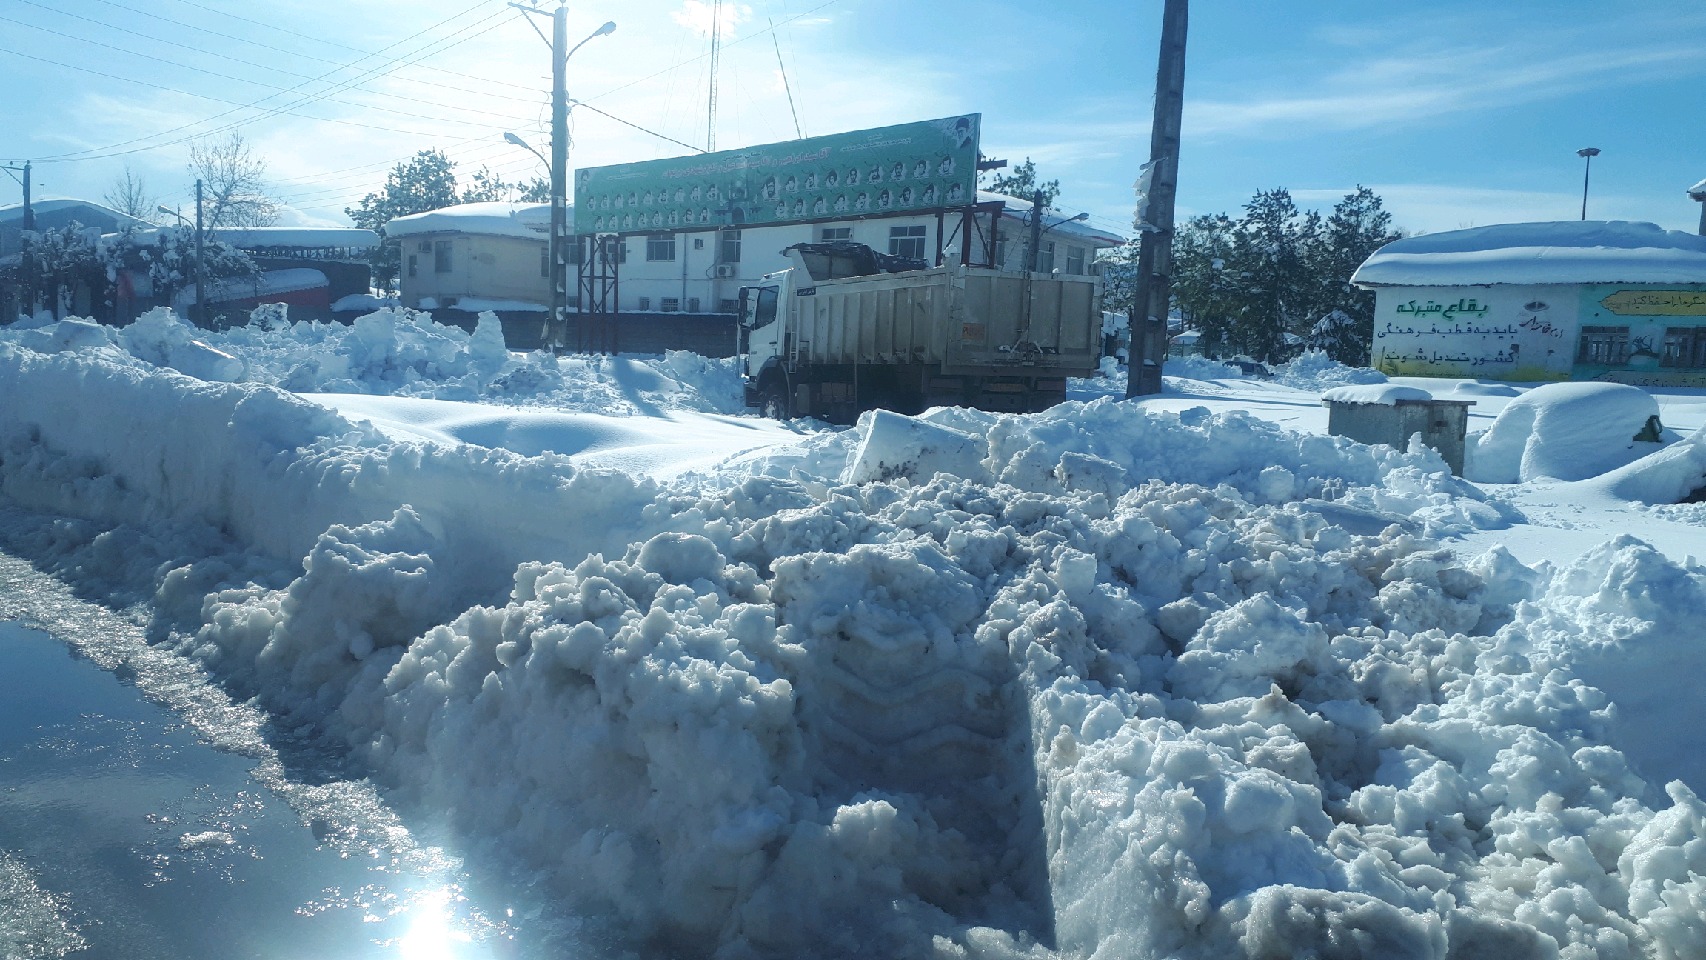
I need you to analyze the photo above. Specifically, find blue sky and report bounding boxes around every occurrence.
[4,0,1704,240]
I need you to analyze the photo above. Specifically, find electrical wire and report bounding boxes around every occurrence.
[12,0,544,125]
[27,0,504,163]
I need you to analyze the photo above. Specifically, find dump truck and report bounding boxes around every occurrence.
[739,241,1102,422]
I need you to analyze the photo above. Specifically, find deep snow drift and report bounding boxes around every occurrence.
[3,308,1705,959]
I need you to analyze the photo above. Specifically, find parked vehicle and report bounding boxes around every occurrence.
[738,241,1102,422]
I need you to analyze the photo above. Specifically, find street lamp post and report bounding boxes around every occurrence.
[1577,147,1600,221]
[510,4,615,351]
[1688,179,1706,236]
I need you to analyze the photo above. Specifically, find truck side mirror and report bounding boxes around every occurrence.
[736,286,754,327]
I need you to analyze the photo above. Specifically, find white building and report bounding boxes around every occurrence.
[387,193,1124,318]
[1353,220,1706,387]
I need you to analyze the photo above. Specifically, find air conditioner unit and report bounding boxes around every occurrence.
[714,264,737,279]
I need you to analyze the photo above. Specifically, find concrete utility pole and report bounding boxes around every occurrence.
[1127,0,1188,399]
[3,160,33,315]
[195,178,207,327]
[551,2,569,351]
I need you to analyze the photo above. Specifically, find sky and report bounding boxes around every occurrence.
[3,0,1705,241]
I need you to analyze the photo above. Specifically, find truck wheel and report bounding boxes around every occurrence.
[759,385,790,420]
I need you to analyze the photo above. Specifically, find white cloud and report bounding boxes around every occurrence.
[1188,36,1704,139]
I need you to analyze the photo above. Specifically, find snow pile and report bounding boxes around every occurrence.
[1165,354,1258,381]
[1275,349,1390,392]
[1467,382,1663,483]
[1599,424,1706,504]
[0,306,748,416]
[3,334,1706,958]
[1321,384,1433,405]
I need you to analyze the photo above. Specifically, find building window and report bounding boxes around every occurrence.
[417,241,432,253]
[688,297,701,312]
[719,229,741,263]
[661,297,680,312]
[637,297,652,311]
[1577,325,1630,365]
[889,225,927,260]
[540,247,549,277]
[408,255,418,278]
[1662,327,1706,368]
[1065,245,1086,275]
[693,237,705,250]
[1036,240,1055,273]
[821,227,852,243]
[434,240,453,273]
[567,295,580,310]
[647,234,677,261]
[993,229,1007,267]
[718,298,739,314]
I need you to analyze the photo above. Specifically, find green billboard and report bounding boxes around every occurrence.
[573,114,980,235]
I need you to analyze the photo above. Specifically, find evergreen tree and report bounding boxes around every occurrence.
[1304,186,1402,364]
[1168,186,1401,365]
[347,150,462,291]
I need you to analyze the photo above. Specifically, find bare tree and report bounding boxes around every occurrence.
[104,164,160,222]
[189,131,279,228]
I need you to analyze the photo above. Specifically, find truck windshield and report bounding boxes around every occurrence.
[752,286,779,330]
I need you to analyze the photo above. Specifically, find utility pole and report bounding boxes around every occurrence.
[550,2,569,351]
[195,178,207,327]
[1577,147,1600,221]
[1127,0,1188,399]
[3,160,33,316]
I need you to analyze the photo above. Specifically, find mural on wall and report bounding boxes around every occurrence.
[573,115,981,236]
[1371,287,1574,381]
[1372,284,1706,385]
[1575,285,1706,388]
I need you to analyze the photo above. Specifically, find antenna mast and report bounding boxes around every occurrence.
[706,0,722,151]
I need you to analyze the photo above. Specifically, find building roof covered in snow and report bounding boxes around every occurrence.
[383,202,553,240]
[0,198,151,229]
[1352,220,1706,288]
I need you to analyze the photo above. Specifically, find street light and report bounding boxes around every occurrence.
[508,4,616,351]
[1688,178,1706,236]
[1577,147,1600,221]
[503,132,548,173]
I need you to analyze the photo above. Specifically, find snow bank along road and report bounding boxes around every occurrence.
[2,309,1705,959]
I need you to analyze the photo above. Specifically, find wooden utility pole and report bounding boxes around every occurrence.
[3,160,33,316]
[1126,0,1188,398]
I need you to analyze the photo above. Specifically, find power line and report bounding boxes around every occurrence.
[11,0,543,126]
[27,0,504,163]
[154,0,550,98]
[0,14,532,132]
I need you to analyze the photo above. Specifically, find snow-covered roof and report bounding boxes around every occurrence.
[383,202,554,240]
[1352,220,1706,287]
[0,197,150,228]
[979,191,1127,246]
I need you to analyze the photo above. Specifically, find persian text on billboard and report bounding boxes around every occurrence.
[573,115,980,234]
